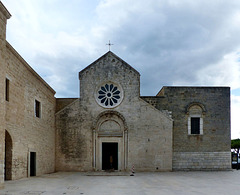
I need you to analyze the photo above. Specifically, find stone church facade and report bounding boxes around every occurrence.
[0,2,231,189]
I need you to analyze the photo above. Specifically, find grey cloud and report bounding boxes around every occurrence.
[6,0,240,97]
[100,0,240,95]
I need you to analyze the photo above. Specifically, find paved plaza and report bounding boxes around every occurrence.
[0,170,240,195]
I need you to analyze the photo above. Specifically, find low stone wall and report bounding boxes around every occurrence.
[173,152,231,170]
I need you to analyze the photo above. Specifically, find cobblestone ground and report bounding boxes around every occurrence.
[0,170,240,195]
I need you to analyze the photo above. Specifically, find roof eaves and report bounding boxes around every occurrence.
[0,1,11,19]
[6,42,56,95]
[79,51,140,79]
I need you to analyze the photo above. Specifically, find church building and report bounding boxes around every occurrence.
[0,2,231,188]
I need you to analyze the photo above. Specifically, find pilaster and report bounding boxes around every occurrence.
[0,1,11,189]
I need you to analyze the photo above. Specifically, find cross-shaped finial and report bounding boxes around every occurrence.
[106,40,113,51]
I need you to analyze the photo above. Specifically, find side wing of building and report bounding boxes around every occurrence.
[0,2,56,187]
[142,86,231,170]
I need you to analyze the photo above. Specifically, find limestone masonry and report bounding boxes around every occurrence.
[0,2,231,189]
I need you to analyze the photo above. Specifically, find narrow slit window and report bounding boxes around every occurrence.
[35,100,41,118]
[5,78,9,101]
[191,117,200,134]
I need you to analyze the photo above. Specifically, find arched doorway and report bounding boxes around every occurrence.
[4,130,12,180]
[93,111,128,171]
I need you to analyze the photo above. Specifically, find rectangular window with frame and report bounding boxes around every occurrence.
[191,117,200,134]
[5,78,9,101]
[35,100,41,118]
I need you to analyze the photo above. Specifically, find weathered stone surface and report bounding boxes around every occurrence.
[56,52,173,172]
[0,2,56,187]
[3,43,56,179]
[142,86,231,170]
[0,1,232,188]
[0,1,10,188]
[173,152,231,170]
[56,98,78,113]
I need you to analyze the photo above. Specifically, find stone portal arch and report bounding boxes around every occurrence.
[93,111,128,171]
[186,102,206,114]
[5,130,12,180]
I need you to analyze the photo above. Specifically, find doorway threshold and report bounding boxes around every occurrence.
[85,171,129,176]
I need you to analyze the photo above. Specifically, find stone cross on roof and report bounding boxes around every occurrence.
[106,40,114,51]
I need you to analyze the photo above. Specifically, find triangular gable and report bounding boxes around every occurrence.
[79,51,140,79]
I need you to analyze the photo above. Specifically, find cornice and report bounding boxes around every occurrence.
[6,41,56,95]
[0,1,11,19]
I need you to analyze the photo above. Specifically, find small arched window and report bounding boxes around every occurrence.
[187,104,204,135]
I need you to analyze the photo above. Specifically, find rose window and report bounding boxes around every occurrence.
[96,83,123,108]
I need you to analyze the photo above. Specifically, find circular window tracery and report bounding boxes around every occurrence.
[96,83,123,108]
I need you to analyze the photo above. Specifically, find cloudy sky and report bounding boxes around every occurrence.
[2,0,240,139]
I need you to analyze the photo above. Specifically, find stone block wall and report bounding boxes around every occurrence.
[0,2,10,43]
[55,100,93,171]
[127,99,173,171]
[0,60,6,188]
[173,152,231,170]
[56,97,173,172]
[56,98,78,113]
[0,4,56,181]
[3,43,56,180]
[1,1,56,183]
[56,52,173,172]
[79,52,140,104]
[0,3,56,182]
[0,2,11,188]
[142,86,231,170]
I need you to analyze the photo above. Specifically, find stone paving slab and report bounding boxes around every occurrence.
[1,171,240,195]
[84,171,130,176]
